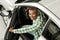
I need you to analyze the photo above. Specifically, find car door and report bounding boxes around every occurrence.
[4,2,60,40]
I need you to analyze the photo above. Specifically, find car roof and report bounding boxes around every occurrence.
[39,0,60,19]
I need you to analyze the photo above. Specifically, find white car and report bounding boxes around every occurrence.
[0,0,60,40]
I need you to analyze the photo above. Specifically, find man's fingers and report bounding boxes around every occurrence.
[9,28,13,32]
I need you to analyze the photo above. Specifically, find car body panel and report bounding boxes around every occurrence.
[0,16,11,40]
[39,0,60,19]
[0,16,6,40]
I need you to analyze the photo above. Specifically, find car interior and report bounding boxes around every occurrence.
[4,6,49,40]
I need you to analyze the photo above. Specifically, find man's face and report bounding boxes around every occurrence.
[29,9,38,20]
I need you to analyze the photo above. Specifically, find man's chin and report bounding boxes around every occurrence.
[30,18,34,20]
[31,18,35,20]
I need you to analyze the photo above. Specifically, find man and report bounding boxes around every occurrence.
[9,7,44,40]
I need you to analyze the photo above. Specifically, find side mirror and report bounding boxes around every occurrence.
[0,10,9,17]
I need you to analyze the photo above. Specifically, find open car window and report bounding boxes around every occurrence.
[4,6,49,40]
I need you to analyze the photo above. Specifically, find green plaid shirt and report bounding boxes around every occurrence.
[13,16,45,40]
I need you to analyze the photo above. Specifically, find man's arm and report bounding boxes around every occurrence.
[13,16,43,34]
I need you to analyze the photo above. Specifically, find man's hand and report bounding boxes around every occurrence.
[9,27,14,32]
